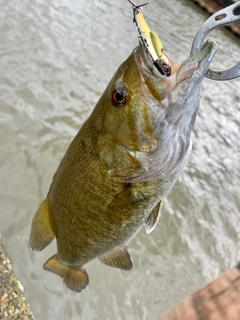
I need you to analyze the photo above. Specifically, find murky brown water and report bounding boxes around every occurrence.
[1,0,240,319]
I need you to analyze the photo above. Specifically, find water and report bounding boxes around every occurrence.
[0,0,240,319]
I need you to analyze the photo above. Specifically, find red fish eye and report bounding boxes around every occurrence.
[161,63,171,76]
[111,87,128,107]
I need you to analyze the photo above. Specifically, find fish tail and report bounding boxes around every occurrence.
[29,198,55,251]
[44,255,89,292]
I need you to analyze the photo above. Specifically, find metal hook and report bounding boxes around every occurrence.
[190,2,240,81]
[127,0,149,22]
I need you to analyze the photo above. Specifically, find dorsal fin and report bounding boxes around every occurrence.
[98,246,133,270]
[145,201,162,234]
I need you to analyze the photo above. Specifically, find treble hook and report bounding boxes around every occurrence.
[190,2,240,81]
[127,0,149,22]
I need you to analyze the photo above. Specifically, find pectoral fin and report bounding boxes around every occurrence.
[29,198,55,251]
[98,246,133,270]
[44,254,89,292]
[145,201,162,234]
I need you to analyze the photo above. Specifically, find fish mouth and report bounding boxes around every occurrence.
[136,34,217,81]
[131,4,217,100]
[136,33,173,79]
[133,38,175,102]
[133,24,177,101]
[176,40,217,83]
[134,35,217,102]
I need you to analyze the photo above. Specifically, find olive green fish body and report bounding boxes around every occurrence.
[30,37,217,291]
[48,116,163,267]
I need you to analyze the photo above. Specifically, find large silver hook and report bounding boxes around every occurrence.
[190,2,240,81]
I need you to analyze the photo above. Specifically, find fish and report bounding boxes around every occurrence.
[29,2,217,292]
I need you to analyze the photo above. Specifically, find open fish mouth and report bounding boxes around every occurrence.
[133,26,217,105]
[135,26,217,83]
[131,2,217,83]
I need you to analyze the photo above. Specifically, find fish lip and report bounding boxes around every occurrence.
[135,44,165,79]
[135,39,217,82]
[202,39,218,63]
[133,45,176,101]
[176,40,217,83]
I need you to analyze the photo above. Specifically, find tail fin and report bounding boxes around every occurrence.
[44,255,89,292]
[29,198,55,251]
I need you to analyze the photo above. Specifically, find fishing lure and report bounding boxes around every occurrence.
[128,0,171,76]
[129,0,240,81]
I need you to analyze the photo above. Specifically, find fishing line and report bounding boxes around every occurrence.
[145,8,158,21]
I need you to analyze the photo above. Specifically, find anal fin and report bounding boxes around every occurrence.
[145,200,162,234]
[29,198,55,251]
[99,246,133,271]
[44,254,89,292]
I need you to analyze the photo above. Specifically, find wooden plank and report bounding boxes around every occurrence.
[158,264,240,320]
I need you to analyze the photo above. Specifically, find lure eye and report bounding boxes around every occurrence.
[154,60,171,77]
[161,63,171,76]
[111,87,128,107]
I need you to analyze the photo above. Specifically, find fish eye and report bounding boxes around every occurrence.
[161,63,171,77]
[111,87,128,107]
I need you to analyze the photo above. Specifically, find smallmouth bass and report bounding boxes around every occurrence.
[30,3,217,292]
